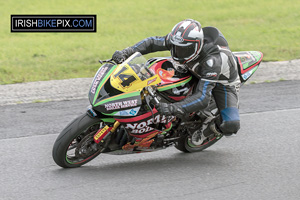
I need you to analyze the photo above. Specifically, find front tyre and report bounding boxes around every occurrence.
[52,113,106,168]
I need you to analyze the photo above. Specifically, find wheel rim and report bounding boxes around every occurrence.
[187,136,216,148]
[65,122,103,165]
[186,132,223,149]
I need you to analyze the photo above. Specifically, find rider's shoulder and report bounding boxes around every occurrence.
[202,54,222,70]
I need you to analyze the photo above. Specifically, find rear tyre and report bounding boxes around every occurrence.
[175,134,222,153]
[175,98,222,153]
[52,113,107,168]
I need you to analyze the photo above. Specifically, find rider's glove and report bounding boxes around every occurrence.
[112,50,125,64]
[156,103,186,119]
[112,47,135,64]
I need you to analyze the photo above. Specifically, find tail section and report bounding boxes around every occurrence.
[233,51,263,82]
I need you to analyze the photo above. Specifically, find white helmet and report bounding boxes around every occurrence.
[168,19,204,64]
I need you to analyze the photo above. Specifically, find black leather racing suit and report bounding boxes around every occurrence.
[119,27,240,135]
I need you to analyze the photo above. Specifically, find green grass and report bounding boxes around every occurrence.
[0,0,299,84]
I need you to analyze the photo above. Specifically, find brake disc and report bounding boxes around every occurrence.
[75,132,99,158]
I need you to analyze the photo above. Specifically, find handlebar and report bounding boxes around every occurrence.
[99,58,116,65]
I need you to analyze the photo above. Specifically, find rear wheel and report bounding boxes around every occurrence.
[176,133,222,153]
[52,113,108,168]
[175,98,222,153]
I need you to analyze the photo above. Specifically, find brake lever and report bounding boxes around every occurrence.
[99,58,116,65]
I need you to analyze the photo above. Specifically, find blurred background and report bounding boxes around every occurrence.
[0,0,299,84]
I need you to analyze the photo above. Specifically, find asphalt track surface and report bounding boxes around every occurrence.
[1,80,300,200]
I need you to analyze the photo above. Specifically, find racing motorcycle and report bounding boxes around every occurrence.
[52,51,263,168]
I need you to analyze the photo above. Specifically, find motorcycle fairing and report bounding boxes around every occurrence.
[89,56,162,115]
[122,131,160,152]
[110,63,161,93]
[111,107,141,117]
[115,108,174,138]
[93,90,142,115]
[89,64,118,106]
[149,59,195,102]
[149,60,191,84]
[157,76,194,102]
[233,51,263,82]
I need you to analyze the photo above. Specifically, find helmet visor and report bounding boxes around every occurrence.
[172,43,197,60]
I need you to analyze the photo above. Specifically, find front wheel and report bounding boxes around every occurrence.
[52,113,107,168]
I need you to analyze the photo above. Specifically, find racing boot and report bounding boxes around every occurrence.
[201,117,218,137]
[209,122,224,138]
[210,120,237,138]
[190,117,217,146]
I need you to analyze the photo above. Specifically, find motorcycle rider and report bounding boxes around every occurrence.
[112,19,240,136]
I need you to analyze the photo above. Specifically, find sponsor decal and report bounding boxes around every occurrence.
[125,115,174,134]
[172,34,184,43]
[104,99,138,111]
[205,72,217,77]
[115,107,140,116]
[119,110,130,116]
[157,68,175,80]
[240,54,253,63]
[94,125,112,143]
[129,108,138,115]
[147,77,157,85]
[242,70,253,80]
[91,67,108,94]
